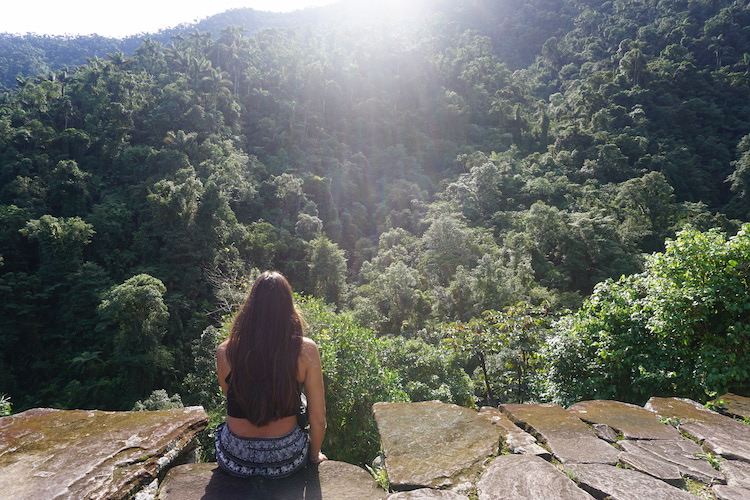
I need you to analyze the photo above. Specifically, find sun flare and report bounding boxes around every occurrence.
[339,0,435,23]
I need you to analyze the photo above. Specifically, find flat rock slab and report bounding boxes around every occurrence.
[564,463,697,500]
[501,403,619,465]
[478,407,549,457]
[617,448,682,484]
[618,439,723,484]
[477,454,595,500]
[373,402,500,490]
[712,485,750,500]
[715,393,750,421]
[720,460,750,487]
[646,397,750,462]
[157,461,386,500]
[567,400,681,440]
[385,489,470,499]
[0,406,207,500]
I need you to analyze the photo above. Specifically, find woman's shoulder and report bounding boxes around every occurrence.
[299,337,321,365]
[216,340,229,361]
[301,336,318,349]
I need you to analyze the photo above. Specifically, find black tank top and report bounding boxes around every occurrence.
[225,375,301,420]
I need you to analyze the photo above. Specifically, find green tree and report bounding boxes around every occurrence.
[545,225,750,405]
[419,211,488,287]
[727,133,750,219]
[441,303,552,405]
[20,214,94,280]
[381,336,474,408]
[614,171,677,253]
[47,160,91,217]
[354,261,427,335]
[96,274,172,406]
[307,236,348,307]
[181,325,225,412]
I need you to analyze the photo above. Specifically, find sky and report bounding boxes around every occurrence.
[1,0,339,38]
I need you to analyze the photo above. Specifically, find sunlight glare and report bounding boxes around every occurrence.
[341,0,434,23]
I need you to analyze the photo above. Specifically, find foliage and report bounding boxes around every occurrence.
[307,236,348,307]
[727,133,750,219]
[365,462,390,492]
[181,325,226,413]
[380,336,475,408]
[694,452,724,470]
[545,225,750,405]
[132,389,184,411]
[0,394,11,417]
[439,303,554,405]
[96,274,172,406]
[179,324,229,463]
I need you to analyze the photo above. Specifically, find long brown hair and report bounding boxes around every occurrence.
[226,271,304,426]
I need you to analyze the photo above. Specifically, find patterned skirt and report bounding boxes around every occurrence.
[215,422,309,479]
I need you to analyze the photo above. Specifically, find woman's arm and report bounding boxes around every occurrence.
[301,337,327,463]
[216,341,230,396]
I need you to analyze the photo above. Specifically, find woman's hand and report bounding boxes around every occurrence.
[310,452,328,464]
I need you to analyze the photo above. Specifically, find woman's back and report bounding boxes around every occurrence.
[216,336,321,438]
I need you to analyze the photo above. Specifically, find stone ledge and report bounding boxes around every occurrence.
[373,401,500,490]
[157,461,387,499]
[3,393,749,499]
[0,406,207,500]
[373,395,750,499]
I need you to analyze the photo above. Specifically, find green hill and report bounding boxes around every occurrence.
[1,0,749,456]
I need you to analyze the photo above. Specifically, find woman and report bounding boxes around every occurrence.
[215,271,327,478]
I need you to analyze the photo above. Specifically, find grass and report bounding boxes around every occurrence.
[365,463,390,492]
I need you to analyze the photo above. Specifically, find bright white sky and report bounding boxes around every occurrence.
[1,0,338,38]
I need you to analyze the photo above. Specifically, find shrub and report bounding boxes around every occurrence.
[545,225,750,405]
[298,296,408,465]
[380,336,474,408]
[132,389,184,411]
[0,394,11,416]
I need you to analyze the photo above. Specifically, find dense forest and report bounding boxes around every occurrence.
[2,0,750,464]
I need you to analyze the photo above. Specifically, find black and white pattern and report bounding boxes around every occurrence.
[215,422,309,478]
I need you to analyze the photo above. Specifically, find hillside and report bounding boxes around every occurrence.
[0,7,313,89]
[1,0,749,464]
[0,0,566,89]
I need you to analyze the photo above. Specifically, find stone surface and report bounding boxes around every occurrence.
[564,463,697,500]
[646,397,750,462]
[617,449,682,484]
[567,400,682,440]
[158,461,386,500]
[712,485,750,500]
[372,402,500,490]
[385,488,469,499]
[0,406,207,500]
[591,423,619,443]
[476,454,595,500]
[501,403,619,465]
[715,393,750,421]
[618,439,723,484]
[720,459,750,487]
[478,406,549,457]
